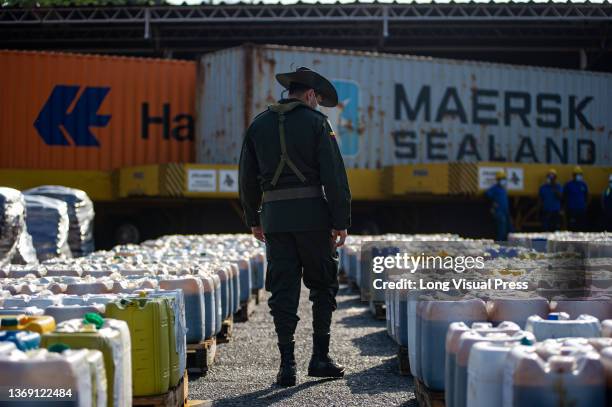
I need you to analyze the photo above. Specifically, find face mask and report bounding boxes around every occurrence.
[575,174,583,181]
[499,179,507,187]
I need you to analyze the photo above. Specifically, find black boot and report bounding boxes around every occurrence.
[308,334,345,378]
[276,341,297,387]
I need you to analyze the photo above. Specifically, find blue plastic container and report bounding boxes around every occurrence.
[231,265,240,314]
[0,330,40,350]
[159,277,206,344]
[236,259,251,303]
[199,275,217,339]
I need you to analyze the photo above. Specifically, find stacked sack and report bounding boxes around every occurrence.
[0,188,37,266]
[24,186,95,258]
[24,195,72,262]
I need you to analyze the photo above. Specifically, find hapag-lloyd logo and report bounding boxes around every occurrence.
[320,80,360,157]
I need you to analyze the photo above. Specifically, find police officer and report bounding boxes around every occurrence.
[485,170,512,241]
[564,166,589,231]
[238,67,351,387]
[539,169,562,231]
[602,174,612,231]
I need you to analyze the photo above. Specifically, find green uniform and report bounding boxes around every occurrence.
[239,98,351,343]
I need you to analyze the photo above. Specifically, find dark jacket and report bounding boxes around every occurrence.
[238,98,351,233]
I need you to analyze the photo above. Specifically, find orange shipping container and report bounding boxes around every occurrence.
[0,50,196,170]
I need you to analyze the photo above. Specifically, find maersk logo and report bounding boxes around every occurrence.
[322,80,360,156]
[34,85,111,147]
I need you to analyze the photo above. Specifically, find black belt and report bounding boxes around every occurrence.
[263,186,324,203]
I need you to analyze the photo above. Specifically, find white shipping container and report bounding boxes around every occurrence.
[196,44,612,168]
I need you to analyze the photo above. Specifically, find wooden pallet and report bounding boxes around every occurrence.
[133,371,188,407]
[186,337,217,375]
[414,378,445,407]
[397,345,411,376]
[369,300,386,320]
[234,294,257,323]
[251,287,265,305]
[216,316,233,344]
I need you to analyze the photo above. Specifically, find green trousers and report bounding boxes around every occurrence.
[264,230,339,344]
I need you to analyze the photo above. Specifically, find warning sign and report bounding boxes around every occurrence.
[187,169,217,192]
[219,169,239,192]
[478,166,524,191]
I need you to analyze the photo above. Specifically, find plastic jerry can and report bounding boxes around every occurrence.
[0,348,92,407]
[159,276,205,344]
[233,258,252,303]
[420,297,488,390]
[0,341,18,356]
[86,349,108,407]
[603,320,612,337]
[229,263,241,314]
[503,341,598,407]
[455,329,534,407]
[66,280,114,295]
[133,291,185,387]
[407,289,435,378]
[552,298,612,321]
[130,291,187,387]
[445,321,520,407]
[467,341,524,407]
[525,312,601,340]
[44,304,105,324]
[105,297,170,396]
[41,315,132,407]
[512,352,605,407]
[215,267,232,320]
[487,297,549,328]
[385,288,394,340]
[249,252,265,290]
[199,274,218,339]
[0,314,56,334]
[0,330,40,351]
[0,306,44,316]
[211,274,223,334]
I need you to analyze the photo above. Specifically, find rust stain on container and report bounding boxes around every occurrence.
[0,50,196,170]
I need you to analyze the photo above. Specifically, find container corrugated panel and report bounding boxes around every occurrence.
[196,44,612,168]
[0,50,196,170]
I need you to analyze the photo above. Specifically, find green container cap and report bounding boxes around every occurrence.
[520,336,535,346]
[48,343,70,353]
[83,313,104,329]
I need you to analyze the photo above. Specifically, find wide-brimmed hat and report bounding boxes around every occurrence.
[275,67,338,107]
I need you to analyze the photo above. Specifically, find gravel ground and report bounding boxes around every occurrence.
[189,284,417,407]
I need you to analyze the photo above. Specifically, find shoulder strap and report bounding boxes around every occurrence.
[271,112,307,187]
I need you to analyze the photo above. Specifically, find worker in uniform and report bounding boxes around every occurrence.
[602,174,612,231]
[238,67,351,387]
[564,166,589,231]
[485,170,512,241]
[539,169,563,231]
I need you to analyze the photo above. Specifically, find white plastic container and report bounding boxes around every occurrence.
[85,349,108,407]
[512,351,605,407]
[467,341,518,407]
[552,298,612,321]
[525,312,601,340]
[445,321,521,407]
[0,348,93,407]
[455,329,534,407]
[487,296,549,328]
[44,303,106,323]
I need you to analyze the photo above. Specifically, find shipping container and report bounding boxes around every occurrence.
[0,50,196,171]
[196,44,612,168]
